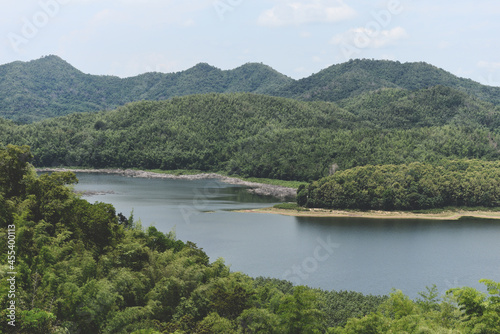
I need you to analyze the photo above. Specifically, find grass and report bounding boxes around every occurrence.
[238,177,307,189]
[273,203,310,211]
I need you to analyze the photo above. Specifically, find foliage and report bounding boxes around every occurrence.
[0,145,389,333]
[273,203,305,210]
[0,56,292,123]
[1,146,499,332]
[273,58,500,105]
[1,89,500,182]
[2,57,500,123]
[298,159,500,210]
[332,280,500,334]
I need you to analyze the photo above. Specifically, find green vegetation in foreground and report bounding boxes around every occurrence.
[2,144,500,333]
[2,145,500,333]
[298,159,500,211]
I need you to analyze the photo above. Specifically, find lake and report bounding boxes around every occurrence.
[73,173,500,299]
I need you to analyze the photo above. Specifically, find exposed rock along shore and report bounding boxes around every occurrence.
[36,168,297,200]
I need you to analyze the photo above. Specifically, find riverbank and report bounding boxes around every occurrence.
[36,168,297,200]
[240,207,500,220]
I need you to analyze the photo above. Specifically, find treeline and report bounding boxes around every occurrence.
[297,159,500,210]
[1,91,500,181]
[2,145,500,333]
[332,282,500,333]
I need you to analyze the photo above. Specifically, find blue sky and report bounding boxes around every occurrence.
[1,0,499,86]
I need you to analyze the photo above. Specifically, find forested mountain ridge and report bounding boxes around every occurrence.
[2,55,500,123]
[0,55,293,123]
[1,90,500,181]
[272,58,500,104]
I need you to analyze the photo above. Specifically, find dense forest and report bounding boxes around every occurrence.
[0,56,292,123]
[1,89,500,182]
[297,159,500,210]
[272,59,500,105]
[1,145,500,333]
[2,56,500,123]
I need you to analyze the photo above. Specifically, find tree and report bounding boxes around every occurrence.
[275,286,326,334]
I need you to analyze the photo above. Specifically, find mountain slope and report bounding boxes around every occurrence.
[0,55,293,123]
[272,59,500,104]
[2,56,500,123]
[1,91,499,181]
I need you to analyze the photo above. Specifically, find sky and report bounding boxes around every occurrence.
[1,0,500,86]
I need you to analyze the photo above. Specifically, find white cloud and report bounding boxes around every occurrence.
[331,26,408,49]
[258,0,356,26]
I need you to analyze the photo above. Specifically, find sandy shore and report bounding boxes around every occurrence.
[239,207,500,220]
[36,168,297,200]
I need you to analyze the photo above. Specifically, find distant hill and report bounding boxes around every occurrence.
[0,55,293,123]
[272,59,500,104]
[2,56,500,123]
[1,91,499,181]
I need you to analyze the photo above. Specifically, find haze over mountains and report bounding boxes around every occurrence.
[1,55,500,123]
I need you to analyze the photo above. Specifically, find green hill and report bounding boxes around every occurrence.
[272,59,500,104]
[2,56,500,123]
[0,55,293,123]
[1,91,499,181]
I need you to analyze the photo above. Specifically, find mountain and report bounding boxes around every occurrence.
[272,59,500,104]
[2,56,500,123]
[1,91,499,181]
[0,55,293,123]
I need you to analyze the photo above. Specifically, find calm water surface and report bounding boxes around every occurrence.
[74,173,500,298]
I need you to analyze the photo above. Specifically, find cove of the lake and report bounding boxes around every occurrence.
[73,172,500,299]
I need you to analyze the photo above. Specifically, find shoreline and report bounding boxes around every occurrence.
[239,207,500,220]
[36,168,297,200]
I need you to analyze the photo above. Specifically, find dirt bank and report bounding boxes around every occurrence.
[240,207,500,220]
